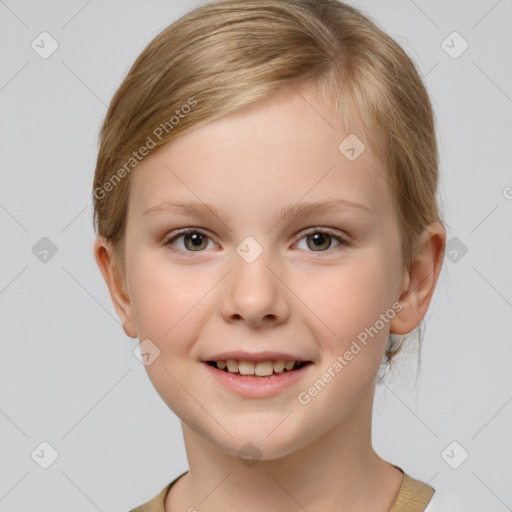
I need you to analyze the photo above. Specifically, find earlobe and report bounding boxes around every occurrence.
[389,222,446,335]
[93,236,138,338]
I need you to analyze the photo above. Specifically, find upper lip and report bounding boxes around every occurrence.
[202,351,312,363]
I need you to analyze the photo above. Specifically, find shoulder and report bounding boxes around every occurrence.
[129,482,171,512]
[390,470,435,512]
[393,468,460,512]
[129,470,188,512]
[423,486,462,512]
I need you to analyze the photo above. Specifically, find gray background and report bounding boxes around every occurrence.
[1,0,511,510]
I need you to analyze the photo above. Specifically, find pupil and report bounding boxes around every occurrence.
[186,233,206,250]
[310,232,329,250]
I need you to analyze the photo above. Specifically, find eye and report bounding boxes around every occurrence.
[163,228,349,255]
[164,229,218,253]
[294,228,349,253]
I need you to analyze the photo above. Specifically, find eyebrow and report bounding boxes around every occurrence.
[143,198,372,220]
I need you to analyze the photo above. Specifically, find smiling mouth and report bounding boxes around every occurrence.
[206,360,312,377]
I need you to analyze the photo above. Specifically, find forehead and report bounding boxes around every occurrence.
[128,83,393,224]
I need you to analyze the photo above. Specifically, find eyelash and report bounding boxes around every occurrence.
[163,227,350,256]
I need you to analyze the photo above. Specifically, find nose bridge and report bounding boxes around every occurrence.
[221,235,288,326]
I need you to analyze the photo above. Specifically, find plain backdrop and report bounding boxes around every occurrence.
[0,0,511,510]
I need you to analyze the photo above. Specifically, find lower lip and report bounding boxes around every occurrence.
[202,362,313,398]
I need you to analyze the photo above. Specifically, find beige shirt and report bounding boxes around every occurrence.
[130,466,435,512]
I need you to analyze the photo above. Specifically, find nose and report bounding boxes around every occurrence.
[220,248,290,328]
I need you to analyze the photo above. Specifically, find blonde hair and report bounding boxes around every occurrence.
[92,0,443,364]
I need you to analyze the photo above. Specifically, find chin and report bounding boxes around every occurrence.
[201,419,313,463]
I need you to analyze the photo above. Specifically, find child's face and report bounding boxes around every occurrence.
[119,83,409,458]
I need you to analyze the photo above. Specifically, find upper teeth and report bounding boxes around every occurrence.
[215,360,298,376]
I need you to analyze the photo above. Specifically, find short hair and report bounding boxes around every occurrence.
[92,0,443,364]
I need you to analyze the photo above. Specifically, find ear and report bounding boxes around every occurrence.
[93,235,137,338]
[390,222,446,335]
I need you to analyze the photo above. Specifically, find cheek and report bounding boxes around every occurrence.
[312,252,400,340]
[128,250,210,338]
[308,250,402,396]
[295,260,397,424]
[126,254,213,409]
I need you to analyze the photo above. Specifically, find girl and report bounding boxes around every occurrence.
[92,1,446,510]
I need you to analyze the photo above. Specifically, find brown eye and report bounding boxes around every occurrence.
[306,232,332,251]
[183,232,208,251]
[165,230,215,252]
[296,229,348,253]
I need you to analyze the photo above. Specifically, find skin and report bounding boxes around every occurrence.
[94,81,445,512]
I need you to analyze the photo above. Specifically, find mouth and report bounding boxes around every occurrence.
[202,359,314,398]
